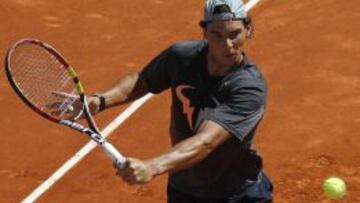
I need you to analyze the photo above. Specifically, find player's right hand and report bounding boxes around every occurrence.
[114,158,156,185]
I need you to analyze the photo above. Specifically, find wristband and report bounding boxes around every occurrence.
[92,94,106,112]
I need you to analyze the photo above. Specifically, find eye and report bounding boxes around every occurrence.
[229,30,241,40]
[209,30,223,40]
[214,33,222,39]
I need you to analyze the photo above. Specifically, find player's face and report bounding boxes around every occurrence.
[204,20,250,67]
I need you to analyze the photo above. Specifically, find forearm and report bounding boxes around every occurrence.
[98,71,147,108]
[146,133,218,176]
[115,121,231,184]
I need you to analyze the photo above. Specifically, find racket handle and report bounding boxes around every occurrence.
[101,142,127,169]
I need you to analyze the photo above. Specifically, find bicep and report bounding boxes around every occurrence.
[139,47,174,94]
[124,72,149,101]
[203,80,267,141]
[195,120,232,150]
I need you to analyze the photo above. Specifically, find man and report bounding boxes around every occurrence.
[89,0,273,202]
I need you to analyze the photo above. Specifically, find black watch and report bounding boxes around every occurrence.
[92,94,106,111]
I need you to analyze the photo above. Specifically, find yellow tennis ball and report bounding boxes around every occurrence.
[323,177,346,199]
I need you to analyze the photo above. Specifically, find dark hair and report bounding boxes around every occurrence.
[199,16,253,29]
[199,17,254,38]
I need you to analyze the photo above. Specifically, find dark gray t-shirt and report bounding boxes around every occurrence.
[139,41,267,198]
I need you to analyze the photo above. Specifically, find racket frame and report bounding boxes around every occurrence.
[5,38,126,168]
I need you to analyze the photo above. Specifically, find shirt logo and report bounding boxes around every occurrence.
[175,85,196,129]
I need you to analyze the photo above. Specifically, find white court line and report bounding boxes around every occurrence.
[22,93,154,203]
[22,1,262,202]
[245,0,262,10]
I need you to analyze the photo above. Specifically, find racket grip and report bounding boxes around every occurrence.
[101,142,127,169]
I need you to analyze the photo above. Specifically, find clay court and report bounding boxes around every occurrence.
[0,0,359,202]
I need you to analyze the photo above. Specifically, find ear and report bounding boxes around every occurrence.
[245,24,253,38]
[202,26,208,42]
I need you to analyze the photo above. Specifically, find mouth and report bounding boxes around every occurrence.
[224,52,237,58]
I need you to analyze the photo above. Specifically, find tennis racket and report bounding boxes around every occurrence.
[5,38,127,169]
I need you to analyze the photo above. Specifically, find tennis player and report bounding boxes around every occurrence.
[90,0,273,202]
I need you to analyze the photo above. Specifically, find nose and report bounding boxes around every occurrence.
[225,38,234,48]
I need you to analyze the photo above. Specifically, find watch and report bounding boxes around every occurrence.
[92,94,106,111]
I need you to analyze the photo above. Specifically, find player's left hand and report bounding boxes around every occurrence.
[50,92,101,115]
[114,157,157,185]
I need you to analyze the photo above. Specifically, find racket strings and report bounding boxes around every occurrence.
[9,42,79,120]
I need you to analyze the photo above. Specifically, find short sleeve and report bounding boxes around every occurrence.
[139,47,174,94]
[205,77,267,141]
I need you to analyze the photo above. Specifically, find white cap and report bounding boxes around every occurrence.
[203,0,247,22]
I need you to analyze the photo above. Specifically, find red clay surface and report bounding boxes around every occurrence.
[1,0,359,202]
